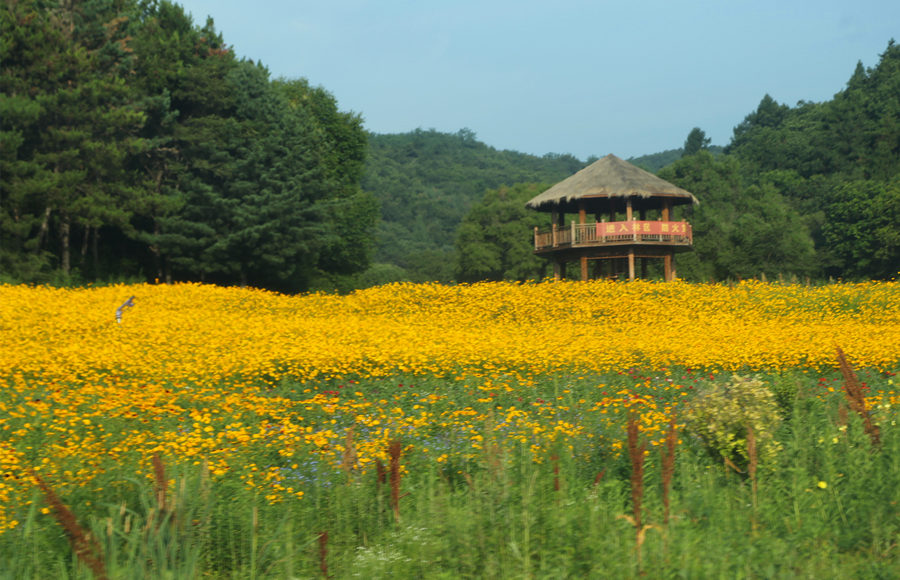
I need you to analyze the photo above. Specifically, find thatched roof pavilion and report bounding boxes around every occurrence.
[526,154,698,282]
[526,153,698,213]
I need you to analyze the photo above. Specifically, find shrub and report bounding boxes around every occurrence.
[685,375,782,472]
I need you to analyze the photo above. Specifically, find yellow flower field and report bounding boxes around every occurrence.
[1,280,898,533]
[3,280,899,382]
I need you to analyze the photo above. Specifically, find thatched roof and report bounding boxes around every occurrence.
[526,154,698,211]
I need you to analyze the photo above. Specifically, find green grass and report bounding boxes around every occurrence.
[2,367,899,579]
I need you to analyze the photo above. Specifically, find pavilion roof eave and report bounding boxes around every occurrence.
[525,153,699,210]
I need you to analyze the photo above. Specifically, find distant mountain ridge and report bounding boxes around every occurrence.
[361,128,589,281]
[628,146,724,172]
[360,128,717,281]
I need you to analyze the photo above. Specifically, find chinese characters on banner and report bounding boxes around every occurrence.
[594,221,690,238]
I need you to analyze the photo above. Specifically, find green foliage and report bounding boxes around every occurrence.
[4,369,899,578]
[629,148,681,172]
[3,0,898,288]
[361,129,582,282]
[455,183,550,282]
[0,0,376,292]
[682,127,711,157]
[681,40,900,281]
[822,178,900,280]
[629,146,724,173]
[685,375,783,471]
[660,152,820,281]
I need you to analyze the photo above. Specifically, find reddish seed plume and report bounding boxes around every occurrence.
[32,471,108,580]
[836,346,881,447]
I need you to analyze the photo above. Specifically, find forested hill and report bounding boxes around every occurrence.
[360,128,730,283]
[3,0,896,290]
[628,146,724,173]
[360,129,587,282]
[450,39,900,284]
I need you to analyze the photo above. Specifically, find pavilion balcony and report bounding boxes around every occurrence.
[534,220,693,252]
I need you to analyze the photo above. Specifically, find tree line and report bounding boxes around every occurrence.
[3,0,897,290]
[1,0,376,292]
[452,41,900,283]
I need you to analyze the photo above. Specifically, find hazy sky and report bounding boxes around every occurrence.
[174,0,898,160]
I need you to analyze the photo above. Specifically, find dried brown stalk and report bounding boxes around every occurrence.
[31,471,108,580]
[661,416,677,525]
[626,414,646,530]
[746,423,758,512]
[388,440,402,523]
[152,453,167,512]
[625,413,650,572]
[486,441,504,482]
[341,427,359,481]
[551,454,560,492]
[318,530,329,579]
[375,458,386,492]
[837,404,849,431]
[836,346,881,447]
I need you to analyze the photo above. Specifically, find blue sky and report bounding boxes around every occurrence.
[174,0,898,160]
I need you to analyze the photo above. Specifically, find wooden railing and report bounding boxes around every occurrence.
[534,220,692,251]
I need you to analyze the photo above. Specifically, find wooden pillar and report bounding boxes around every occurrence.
[581,255,589,281]
[628,249,635,280]
[553,260,562,280]
[664,253,673,282]
[578,201,586,224]
[626,197,633,221]
[662,199,671,222]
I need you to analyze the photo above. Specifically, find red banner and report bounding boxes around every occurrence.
[594,220,690,237]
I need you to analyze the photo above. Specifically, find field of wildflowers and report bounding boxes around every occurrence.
[1,280,899,578]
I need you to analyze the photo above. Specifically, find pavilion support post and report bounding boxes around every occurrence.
[553,260,562,280]
[580,255,589,281]
[662,199,671,222]
[626,197,633,222]
[628,249,635,281]
[664,253,673,281]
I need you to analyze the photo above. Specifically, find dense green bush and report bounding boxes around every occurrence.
[685,375,783,472]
